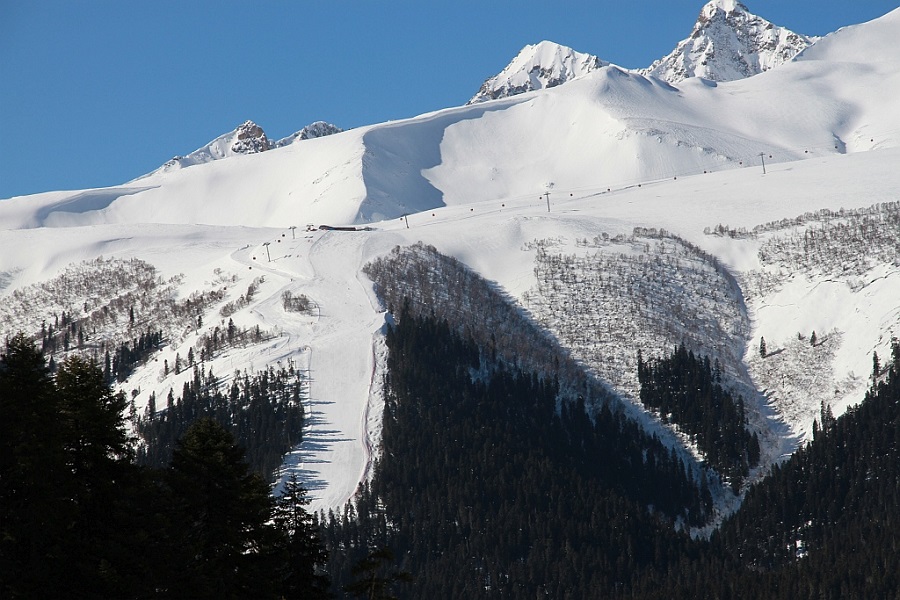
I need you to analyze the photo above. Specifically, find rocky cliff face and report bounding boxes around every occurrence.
[641,0,816,83]
[230,120,271,155]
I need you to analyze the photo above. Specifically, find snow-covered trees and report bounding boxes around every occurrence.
[136,362,305,482]
[522,232,749,402]
[364,242,613,408]
[281,290,314,313]
[740,202,899,297]
[220,275,265,317]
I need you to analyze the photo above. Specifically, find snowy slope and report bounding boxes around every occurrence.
[5,9,896,232]
[1,7,899,517]
[2,150,897,516]
[0,127,372,229]
[642,0,817,84]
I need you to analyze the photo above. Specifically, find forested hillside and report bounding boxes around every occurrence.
[135,362,305,482]
[321,308,706,597]
[638,346,761,492]
[321,314,899,598]
[0,334,328,599]
[633,340,900,599]
[3,309,897,598]
[330,230,899,598]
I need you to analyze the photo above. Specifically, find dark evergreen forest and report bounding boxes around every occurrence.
[638,346,761,492]
[321,312,900,599]
[632,340,900,599]
[321,307,707,597]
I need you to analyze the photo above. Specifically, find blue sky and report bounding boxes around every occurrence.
[1,1,895,199]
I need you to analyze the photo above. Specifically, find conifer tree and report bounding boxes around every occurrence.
[0,334,70,597]
[344,547,412,600]
[54,355,135,594]
[56,355,132,476]
[167,418,283,599]
[274,473,332,598]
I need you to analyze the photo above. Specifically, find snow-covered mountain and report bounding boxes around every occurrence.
[1,6,898,517]
[468,41,608,104]
[642,0,817,83]
[473,1,816,105]
[147,119,342,176]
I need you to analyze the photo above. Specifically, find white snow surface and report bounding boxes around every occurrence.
[1,7,899,516]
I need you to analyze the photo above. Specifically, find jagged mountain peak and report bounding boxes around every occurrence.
[231,120,270,154]
[468,40,608,104]
[643,1,816,84]
[700,0,748,19]
[470,3,814,102]
[152,120,271,175]
[149,119,342,177]
[273,121,343,148]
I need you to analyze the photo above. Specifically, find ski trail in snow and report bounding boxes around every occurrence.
[271,230,390,512]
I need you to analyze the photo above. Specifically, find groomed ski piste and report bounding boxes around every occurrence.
[1,8,898,519]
